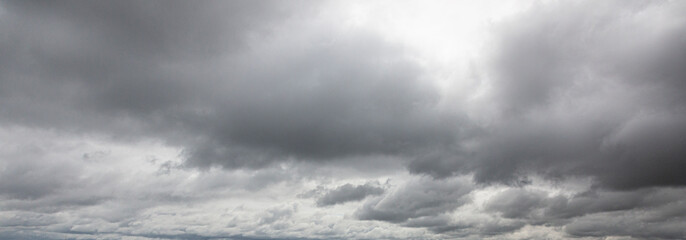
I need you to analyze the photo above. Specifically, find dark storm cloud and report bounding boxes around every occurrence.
[408,0,686,190]
[1,0,291,60]
[0,0,457,170]
[0,0,294,131]
[315,182,384,206]
[182,31,456,168]
[356,177,472,223]
[1,0,683,187]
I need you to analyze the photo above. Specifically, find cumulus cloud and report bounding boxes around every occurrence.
[485,188,547,219]
[356,176,473,223]
[315,182,385,207]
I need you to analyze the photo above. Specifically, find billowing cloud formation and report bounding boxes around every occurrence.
[356,176,472,223]
[0,0,456,170]
[408,0,686,190]
[1,0,686,239]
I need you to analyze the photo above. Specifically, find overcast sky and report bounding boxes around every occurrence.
[1,0,686,239]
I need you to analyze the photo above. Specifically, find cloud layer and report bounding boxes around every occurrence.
[1,0,686,239]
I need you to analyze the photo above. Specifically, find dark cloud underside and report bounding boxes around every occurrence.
[408,0,686,190]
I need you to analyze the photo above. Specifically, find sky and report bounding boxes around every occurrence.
[1,0,686,239]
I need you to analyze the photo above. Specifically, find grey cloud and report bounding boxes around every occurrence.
[1,0,291,60]
[0,0,284,131]
[593,113,686,189]
[0,145,80,200]
[355,183,530,238]
[482,186,686,239]
[401,215,452,229]
[643,199,686,222]
[485,188,546,219]
[401,215,525,238]
[0,195,107,214]
[487,188,683,221]
[0,0,292,133]
[540,189,660,220]
[315,182,384,207]
[259,205,297,225]
[356,177,472,223]
[0,0,458,171]
[0,129,318,238]
[0,212,59,227]
[479,220,526,236]
[183,31,455,168]
[408,0,686,190]
[428,219,526,238]
[565,213,686,239]
[0,230,69,240]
